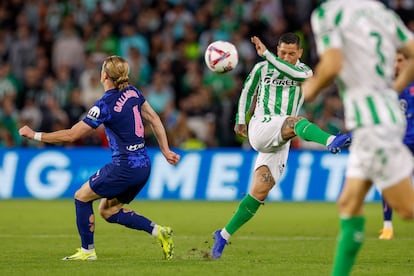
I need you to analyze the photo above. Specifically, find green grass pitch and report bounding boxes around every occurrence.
[0,200,413,275]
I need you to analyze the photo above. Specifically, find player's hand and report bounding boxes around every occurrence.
[251,36,267,56]
[19,125,35,139]
[234,124,248,138]
[164,150,181,165]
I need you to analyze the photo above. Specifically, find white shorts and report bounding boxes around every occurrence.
[248,115,290,181]
[248,115,289,153]
[346,125,414,190]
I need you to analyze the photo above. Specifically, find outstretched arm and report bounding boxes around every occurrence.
[141,101,180,165]
[251,36,312,81]
[19,121,94,144]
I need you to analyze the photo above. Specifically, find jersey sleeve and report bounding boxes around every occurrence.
[262,50,312,81]
[235,62,263,124]
[82,99,110,129]
[311,3,344,55]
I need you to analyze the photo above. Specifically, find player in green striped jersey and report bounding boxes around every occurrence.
[211,32,352,259]
[303,1,414,275]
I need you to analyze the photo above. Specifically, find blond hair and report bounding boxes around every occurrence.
[103,56,130,90]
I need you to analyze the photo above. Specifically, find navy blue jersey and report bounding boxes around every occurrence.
[399,82,414,146]
[83,85,150,168]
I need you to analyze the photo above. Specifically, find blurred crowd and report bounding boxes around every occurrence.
[0,0,413,150]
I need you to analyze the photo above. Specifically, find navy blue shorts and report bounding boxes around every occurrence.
[89,162,151,204]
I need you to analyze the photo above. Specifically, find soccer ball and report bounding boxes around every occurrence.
[204,40,238,73]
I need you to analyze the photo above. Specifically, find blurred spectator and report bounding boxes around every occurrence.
[0,61,17,104]
[19,95,42,130]
[45,0,65,34]
[55,65,76,107]
[79,54,102,108]
[52,15,85,80]
[20,66,42,110]
[180,129,207,150]
[180,85,217,147]
[164,2,194,41]
[0,97,21,147]
[64,87,87,127]
[0,28,12,63]
[4,0,410,149]
[86,21,119,59]
[119,24,149,59]
[9,14,38,81]
[143,70,175,124]
[38,94,68,133]
[127,46,151,87]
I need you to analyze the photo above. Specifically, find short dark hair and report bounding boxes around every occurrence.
[278,32,301,48]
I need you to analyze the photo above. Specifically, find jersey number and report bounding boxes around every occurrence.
[370,32,385,77]
[133,105,144,137]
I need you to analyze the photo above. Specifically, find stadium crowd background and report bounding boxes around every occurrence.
[0,0,413,149]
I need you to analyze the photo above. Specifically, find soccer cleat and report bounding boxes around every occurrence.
[379,228,394,240]
[327,132,352,154]
[156,226,174,260]
[62,248,97,261]
[211,230,228,259]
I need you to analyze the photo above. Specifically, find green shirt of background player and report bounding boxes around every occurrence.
[210,33,352,259]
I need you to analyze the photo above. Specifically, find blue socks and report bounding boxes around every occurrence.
[382,198,393,221]
[106,208,154,234]
[75,199,95,250]
[75,199,155,251]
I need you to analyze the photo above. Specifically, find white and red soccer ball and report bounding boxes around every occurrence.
[204,40,238,73]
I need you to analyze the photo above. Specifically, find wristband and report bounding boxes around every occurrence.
[34,132,42,141]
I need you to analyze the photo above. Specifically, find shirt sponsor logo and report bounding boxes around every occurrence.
[263,76,298,86]
[87,106,100,120]
[126,143,145,151]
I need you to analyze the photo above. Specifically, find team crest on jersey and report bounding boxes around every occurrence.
[87,106,100,120]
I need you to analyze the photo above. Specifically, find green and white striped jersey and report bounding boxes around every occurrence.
[236,50,312,124]
[311,0,414,130]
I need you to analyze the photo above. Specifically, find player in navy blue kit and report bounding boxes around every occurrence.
[379,50,414,240]
[19,56,180,260]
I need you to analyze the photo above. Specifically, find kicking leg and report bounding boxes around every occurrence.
[293,117,351,153]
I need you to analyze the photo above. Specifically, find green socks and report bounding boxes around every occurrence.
[332,216,365,276]
[294,118,332,146]
[224,194,262,235]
